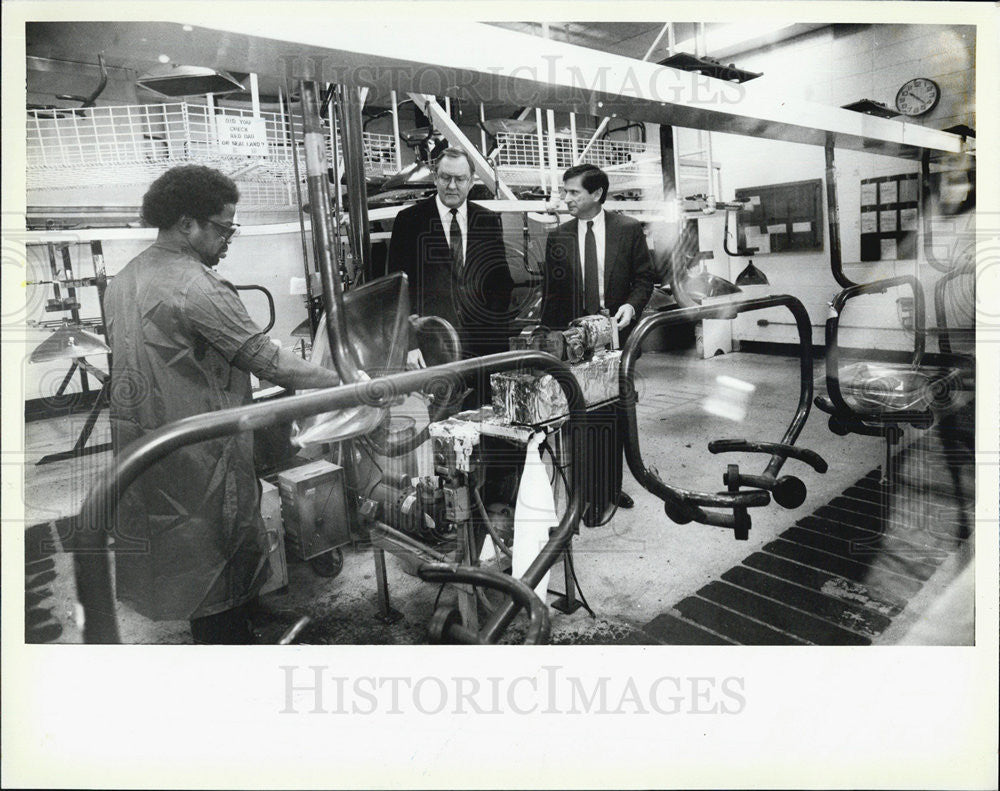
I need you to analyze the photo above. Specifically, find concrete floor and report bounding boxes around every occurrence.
[22,349,975,645]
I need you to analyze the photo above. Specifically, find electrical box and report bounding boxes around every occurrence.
[277,460,351,561]
[259,480,288,596]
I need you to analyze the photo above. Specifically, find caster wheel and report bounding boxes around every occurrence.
[308,548,344,578]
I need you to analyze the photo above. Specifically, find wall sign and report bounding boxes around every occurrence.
[735,178,824,254]
[860,173,918,261]
[215,115,269,157]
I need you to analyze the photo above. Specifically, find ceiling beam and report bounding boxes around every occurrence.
[29,20,967,159]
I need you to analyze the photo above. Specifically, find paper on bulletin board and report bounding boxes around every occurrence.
[861,182,878,205]
[792,221,812,233]
[900,208,919,231]
[861,211,878,233]
[744,226,770,254]
[899,177,919,203]
[879,180,898,203]
[881,238,898,260]
[880,210,898,232]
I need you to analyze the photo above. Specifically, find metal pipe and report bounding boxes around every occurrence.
[339,84,373,282]
[300,79,361,383]
[72,350,585,644]
[934,258,976,355]
[233,284,276,333]
[327,86,344,277]
[825,139,855,289]
[282,83,317,337]
[390,90,403,171]
[920,150,963,274]
[418,563,550,645]
[369,520,450,562]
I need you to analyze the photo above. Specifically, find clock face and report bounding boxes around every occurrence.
[895,78,941,116]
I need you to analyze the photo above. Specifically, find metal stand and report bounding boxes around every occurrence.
[371,546,403,623]
[550,547,582,614]
[37,358,112,465]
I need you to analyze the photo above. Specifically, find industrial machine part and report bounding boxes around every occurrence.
[495,313,621,424]
[277,460,352,577]
[620,295,827,540]
[29,319,109,362]
[71,349,585,645]
[29,240,116,465]
[509,313,618,364]
[813,275,974,485]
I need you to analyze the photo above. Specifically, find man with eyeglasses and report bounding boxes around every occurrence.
[387,147,514,407]
[104,165,342,643]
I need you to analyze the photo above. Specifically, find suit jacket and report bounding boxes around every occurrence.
[540,210,655,338]
[388,196,514,358]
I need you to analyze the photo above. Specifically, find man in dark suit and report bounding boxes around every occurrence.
[541,164,655,519]
[388,148,514,386]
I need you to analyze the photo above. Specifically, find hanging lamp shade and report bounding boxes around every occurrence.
[136,65,245,98]
[30,320,110,363]
[735,259,770,286]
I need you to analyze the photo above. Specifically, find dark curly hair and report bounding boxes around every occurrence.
[141,165,240,229]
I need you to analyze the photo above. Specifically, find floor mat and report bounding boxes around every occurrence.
[640,423,975,646]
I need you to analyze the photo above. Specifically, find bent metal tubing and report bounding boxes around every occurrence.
[72,350,586,645]
[618,294,816,527]
[418,564,551,645]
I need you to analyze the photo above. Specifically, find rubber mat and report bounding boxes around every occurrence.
[24,520,67,643]
[640,421,975,646]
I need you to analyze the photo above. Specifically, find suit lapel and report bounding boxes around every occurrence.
[603,210,618,294]
[563,219,583,314]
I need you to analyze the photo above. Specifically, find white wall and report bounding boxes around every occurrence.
[701,23,975,352]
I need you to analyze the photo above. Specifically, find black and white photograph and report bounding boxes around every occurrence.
[2,1,997,788]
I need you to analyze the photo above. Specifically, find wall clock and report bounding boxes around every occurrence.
[894,77,941,117]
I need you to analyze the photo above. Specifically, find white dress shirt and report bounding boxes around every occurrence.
[436,196,468,261]
[576,209,606,307]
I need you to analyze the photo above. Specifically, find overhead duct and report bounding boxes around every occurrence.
[136,64,245,97]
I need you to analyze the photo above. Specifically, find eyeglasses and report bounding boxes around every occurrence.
[435,173,472,186]
[204,218,241,241]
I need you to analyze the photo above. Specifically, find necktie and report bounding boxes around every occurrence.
[449,208,464,272]
[584,220,600,315]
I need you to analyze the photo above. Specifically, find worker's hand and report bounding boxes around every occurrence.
[614,303,636,330]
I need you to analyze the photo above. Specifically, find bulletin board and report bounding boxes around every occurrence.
[860,173,919,261]
[735,178,824,254]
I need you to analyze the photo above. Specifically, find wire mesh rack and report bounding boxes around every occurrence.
[26,102,399,207]
[493,127,660,191]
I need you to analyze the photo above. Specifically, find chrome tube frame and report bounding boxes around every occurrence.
[619,295,821,531]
